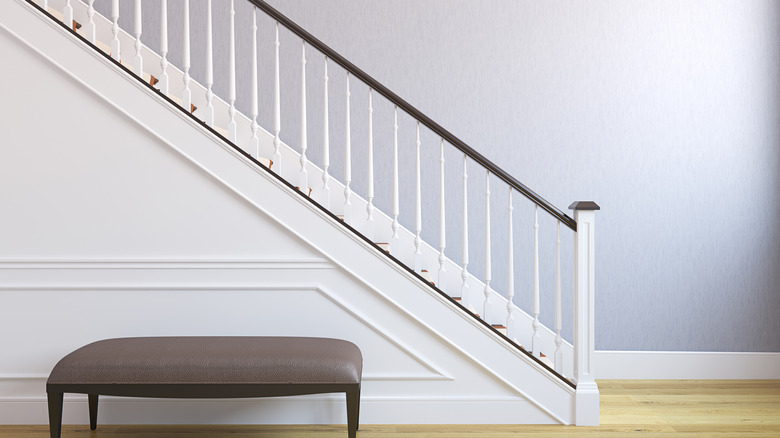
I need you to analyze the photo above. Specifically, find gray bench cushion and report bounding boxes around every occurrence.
[47,337,363,386]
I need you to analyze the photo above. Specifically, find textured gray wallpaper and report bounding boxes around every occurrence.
[96,0,780,352]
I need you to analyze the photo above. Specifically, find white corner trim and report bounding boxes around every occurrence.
[595,350,780,379]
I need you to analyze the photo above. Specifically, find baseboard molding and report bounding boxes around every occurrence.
[0,396,556,425]
[595,350,780,379]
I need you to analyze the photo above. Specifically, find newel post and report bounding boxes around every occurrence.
[570,201,599,426]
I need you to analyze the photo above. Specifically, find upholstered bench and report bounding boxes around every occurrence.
[46,337,362,438]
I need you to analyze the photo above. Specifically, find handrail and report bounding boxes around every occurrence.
[249,0,577,232]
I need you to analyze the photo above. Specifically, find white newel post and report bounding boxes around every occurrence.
[570,201,600,426]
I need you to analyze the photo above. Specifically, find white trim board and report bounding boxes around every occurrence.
[595,351,780,379]
[0,397,555,425]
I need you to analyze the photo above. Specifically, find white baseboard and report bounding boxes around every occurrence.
[595,350,780,379]
[0,396,555,425]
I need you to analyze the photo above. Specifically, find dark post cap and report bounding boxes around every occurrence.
[569,201,600,211]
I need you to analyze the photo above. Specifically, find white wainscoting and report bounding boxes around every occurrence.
[0,258,554,425]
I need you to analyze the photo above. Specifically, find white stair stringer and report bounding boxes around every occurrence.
[3,0,583,423]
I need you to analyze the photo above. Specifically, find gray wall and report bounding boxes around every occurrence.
[97,0,780,352]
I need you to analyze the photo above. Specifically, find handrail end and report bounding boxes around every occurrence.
[569,201,600,211]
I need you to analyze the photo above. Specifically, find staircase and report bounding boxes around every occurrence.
[1,0,599,426]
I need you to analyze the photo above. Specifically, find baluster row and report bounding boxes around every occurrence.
[43,0,576,371]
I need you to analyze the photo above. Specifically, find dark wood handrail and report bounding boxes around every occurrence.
[248,0,576,231]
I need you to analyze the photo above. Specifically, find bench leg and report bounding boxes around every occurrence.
[346,386,360,438]
[355,384,361,430]
[88,394,99,430]
[47,392,63,438]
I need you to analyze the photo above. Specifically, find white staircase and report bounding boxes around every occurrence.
[0,0,599,426]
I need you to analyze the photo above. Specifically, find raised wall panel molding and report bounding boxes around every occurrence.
[0,258,333,270]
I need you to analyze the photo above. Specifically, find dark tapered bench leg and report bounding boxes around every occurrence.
[47,392,63,438]
[88,394,99,430]
[355,384,361,430]
[346,385,360,438]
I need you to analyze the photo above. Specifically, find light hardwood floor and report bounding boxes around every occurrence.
[2,380,779,437]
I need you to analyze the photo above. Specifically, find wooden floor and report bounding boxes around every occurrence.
[2,380,779,437]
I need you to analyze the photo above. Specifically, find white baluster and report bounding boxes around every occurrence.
[86,0,96,44]
[321,57,330,208]
[437,138,446,291]
[483,170,492,321]
[40,0,48,11]
[571,201,600,426]
[250,6,259,157]
[391,106,399,254]
[182,0,191,113]
[532,204,541,356]
[298,41,308,191]
[63,0,72,31]
[133,0,142,77]
[554,220,563,372]
[205,0,214,127]
[272,22,281,171]
[461,154,470,308]
[365,89,375,239]
[227,0,236,142]
[343,73,352,224]
[506,188,518,340]
[110,0,119,61]
[158,0,168,95]
[413,122,422,273]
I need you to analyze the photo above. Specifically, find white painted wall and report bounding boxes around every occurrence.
[0,0,580,425]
